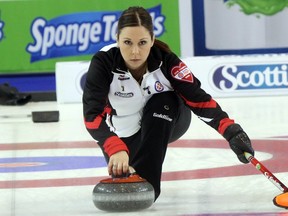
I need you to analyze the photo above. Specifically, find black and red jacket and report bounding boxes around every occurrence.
[83,43,234,157]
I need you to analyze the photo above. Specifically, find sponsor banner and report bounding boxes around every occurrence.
[182,54,288,97]
[191,0,288,56]
[55,61,89,103]
[0,0,180,74]
[56,54,288,103]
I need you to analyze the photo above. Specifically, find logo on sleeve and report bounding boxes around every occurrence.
[171,62,194,83]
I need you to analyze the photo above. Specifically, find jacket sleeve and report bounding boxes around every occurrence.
[82,52,129,157]
[164,53,235,136]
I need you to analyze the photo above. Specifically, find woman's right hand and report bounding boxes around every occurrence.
[108,150,129,176]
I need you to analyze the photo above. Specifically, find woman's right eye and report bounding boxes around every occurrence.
[124,40,132,45]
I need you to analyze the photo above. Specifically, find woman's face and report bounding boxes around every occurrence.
[117,26,154,71]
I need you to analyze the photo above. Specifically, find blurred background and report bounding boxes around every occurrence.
[1,0,288,102]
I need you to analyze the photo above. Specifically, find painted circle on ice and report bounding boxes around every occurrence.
[0,156,106,173]
[1,139,288,188]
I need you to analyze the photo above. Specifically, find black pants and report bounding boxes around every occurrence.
[122,91,191,200]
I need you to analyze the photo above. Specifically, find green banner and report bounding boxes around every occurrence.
[0,0,180,74]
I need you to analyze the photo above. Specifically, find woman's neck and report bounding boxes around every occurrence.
[129,63,147,84]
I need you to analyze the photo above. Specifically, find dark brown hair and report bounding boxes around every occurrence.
[117,6,171,53]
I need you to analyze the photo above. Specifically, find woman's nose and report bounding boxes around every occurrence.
[132,45,139,54]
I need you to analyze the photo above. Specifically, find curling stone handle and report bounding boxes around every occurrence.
[112,171,137,179]
[112,172,130,179]
[111,166,137,179]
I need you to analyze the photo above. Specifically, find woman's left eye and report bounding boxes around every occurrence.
[139,41,147,45]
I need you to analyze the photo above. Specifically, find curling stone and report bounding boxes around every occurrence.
[92,174,155,212]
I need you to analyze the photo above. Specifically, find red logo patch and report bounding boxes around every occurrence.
[171,62,194,83]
